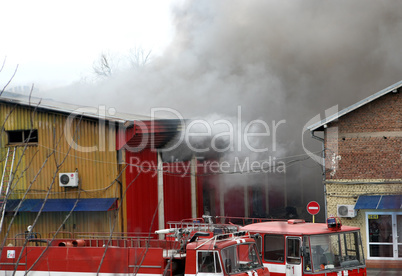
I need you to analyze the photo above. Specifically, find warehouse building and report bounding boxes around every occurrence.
[0,92,190,243]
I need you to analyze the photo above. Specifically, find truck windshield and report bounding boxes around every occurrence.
[304,231,365,273]
[221,243,263,274]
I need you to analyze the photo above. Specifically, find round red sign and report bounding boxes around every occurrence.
[307,201,320,215]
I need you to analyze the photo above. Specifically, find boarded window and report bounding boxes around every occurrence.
[7,130,38,144]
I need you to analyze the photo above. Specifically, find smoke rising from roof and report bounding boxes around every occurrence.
[48,1,402,119]
[43,0,402,218]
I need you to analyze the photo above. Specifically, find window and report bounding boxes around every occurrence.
[7,129,38,144]
[198,251,222,273]
[303,237,312,272]
[255,234,262,255]
[308,232,364,272]
[215,252,222,273]
[340,232,363,263]
[220,243,263,273]
[286,237,301,264]
[367,213,402,259]
[264,234,285,262]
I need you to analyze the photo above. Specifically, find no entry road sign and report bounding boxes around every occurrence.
[307,201,320,215]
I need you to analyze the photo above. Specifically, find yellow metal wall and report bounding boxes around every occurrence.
[3,211,118,246]
[0,102,122,241]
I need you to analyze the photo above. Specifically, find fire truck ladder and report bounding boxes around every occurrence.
[0,147,17,233]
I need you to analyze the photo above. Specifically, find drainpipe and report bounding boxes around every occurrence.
[190,155,197,218]
[311,130,327,220]
[157,152,165,238]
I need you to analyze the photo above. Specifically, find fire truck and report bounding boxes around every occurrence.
[240,217,366,276]
[0,220,270,276]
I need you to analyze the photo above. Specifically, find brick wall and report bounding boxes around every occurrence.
[321,90,401,265]
[324,91,401,180]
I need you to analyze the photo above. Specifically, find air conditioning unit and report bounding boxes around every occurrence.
[337,205,356,218]
[59,172,79,187]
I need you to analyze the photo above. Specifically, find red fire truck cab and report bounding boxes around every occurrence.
[242,218,366,276]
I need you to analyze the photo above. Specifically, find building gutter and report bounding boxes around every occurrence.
[311,130,328,220]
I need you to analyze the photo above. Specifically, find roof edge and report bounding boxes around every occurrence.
[0,91,152,123]
[308,79,402,131]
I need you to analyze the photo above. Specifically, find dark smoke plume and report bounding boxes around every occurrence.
[44,0,402,220]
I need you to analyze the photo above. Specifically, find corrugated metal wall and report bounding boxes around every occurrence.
[0,103,120,241]
[163,161,192,227]
[124,154,206,233]
[125,148,159,234]
[2,211,119,246]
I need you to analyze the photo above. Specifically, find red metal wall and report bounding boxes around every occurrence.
[196,161,205,218]
[162,161,192,227]
[125,148,159,234]
[125,154,205,232]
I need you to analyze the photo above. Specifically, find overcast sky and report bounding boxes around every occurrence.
[0,0,177,90]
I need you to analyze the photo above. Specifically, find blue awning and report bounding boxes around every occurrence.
[5,198,117,212]
[4,199,21,212]
[355,195,402,210]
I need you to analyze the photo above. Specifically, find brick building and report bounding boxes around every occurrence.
[308,80,402,268]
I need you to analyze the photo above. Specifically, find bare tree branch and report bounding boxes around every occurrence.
[11,114,84,272]
[132,202,160,276]
[0,104,17,162]
[0,64,19,97]
[96,166,138,276]
[25,189,82,275]
[93,51,120,78]
[0,100,42,239]
[129,47,152,69]
[0,56,7,74]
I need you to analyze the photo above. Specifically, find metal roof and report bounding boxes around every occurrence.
[0,91,152,123]
[308,79,402,131]
[0,92,182,150]
[117,119,183,150]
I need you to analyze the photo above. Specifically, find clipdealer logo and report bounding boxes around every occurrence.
[65,105,288,176]
[127,155,286,177]
[301,105,339,172]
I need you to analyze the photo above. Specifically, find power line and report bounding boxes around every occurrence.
[35,143,322,170]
